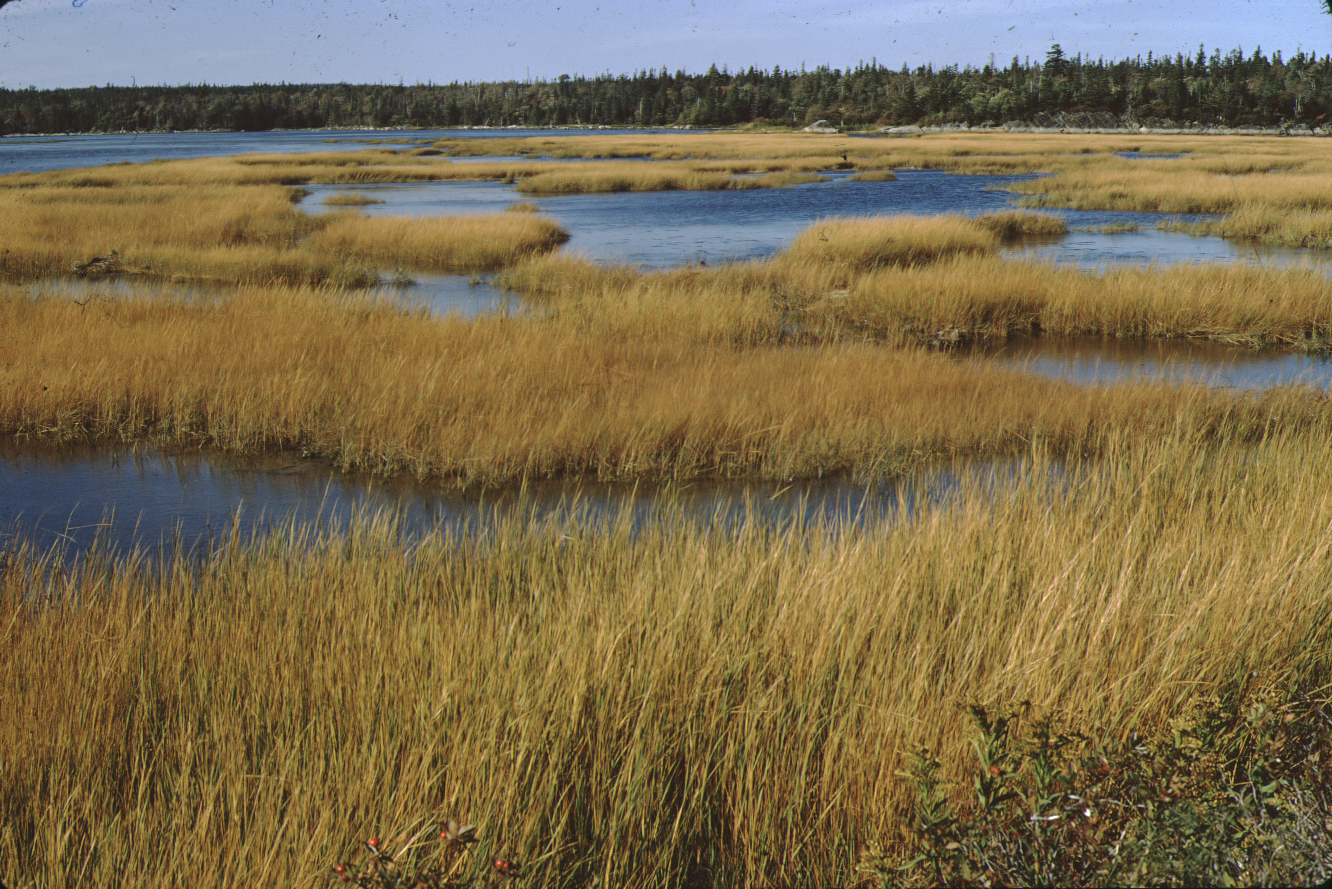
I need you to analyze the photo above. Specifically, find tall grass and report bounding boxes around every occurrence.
[5,424,1332,886]
[303,213,568,271]
[5,281,1324,485]
[780,215,1001,270]
[504,241,1332,349]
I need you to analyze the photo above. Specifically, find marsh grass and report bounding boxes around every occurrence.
[505,245,1332,350]
[972,210,1068,240]
[751,171,829,187]
[0,162,570,285]
[324,191,386,207]
[780,215,1001,270]
[6,425,1332,886]
[511,163,757,194]
[5,279,1331,486]
[303,213,569,272]
[846,170,899,182]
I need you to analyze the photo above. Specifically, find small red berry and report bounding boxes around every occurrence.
[989,765,1001,776]
[368,836,380,848]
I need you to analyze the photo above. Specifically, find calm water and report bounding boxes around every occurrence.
[300,170,1247,270]
[0,439,993,558]
[966,338,1332,391]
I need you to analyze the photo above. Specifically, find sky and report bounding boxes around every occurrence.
[0,0,1325,90]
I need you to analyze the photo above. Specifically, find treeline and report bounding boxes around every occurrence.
[4,44,1331,135]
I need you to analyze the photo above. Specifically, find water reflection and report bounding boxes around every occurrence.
[0,438,1013,559]
[966,337,1332,390]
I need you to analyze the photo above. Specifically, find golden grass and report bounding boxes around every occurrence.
[6,425,1332,886]
[4,280,1328,486]
[751,171,829,187]
[504,244,1332,350]
[322,191,385,207]
[511,162,758,194]
[303,213,569,272]
[11,130,1332,292]
[846,170,899,182]
[1163,203,1332,248]
[0,163,570,284]
[973,210,1068,239]
[780,215,1000,270]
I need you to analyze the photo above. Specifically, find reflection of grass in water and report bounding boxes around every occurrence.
[8,425,1332,885]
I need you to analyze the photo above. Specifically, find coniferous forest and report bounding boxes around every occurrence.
[4,44,1332,135]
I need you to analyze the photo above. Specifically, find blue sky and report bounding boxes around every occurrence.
[0,0,1324,89]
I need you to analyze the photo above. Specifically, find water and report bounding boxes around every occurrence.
[300,170,1250,271]
[0,438,990,558]
[386,274,522,318]
[0,127,660,175]
[966,338,1332,390]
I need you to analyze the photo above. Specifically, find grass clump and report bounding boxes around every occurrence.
[847,169,899,182]
[324,191,386,207]
[752,171,829,187]
[973,210,1068,240]
[780,215,999,270]
[303,213,569,272]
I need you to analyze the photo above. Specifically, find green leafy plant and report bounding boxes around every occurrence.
[870,682,1332,887]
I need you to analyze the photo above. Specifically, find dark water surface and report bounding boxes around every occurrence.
[0,439,994,558]
[965,338,1332,391]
